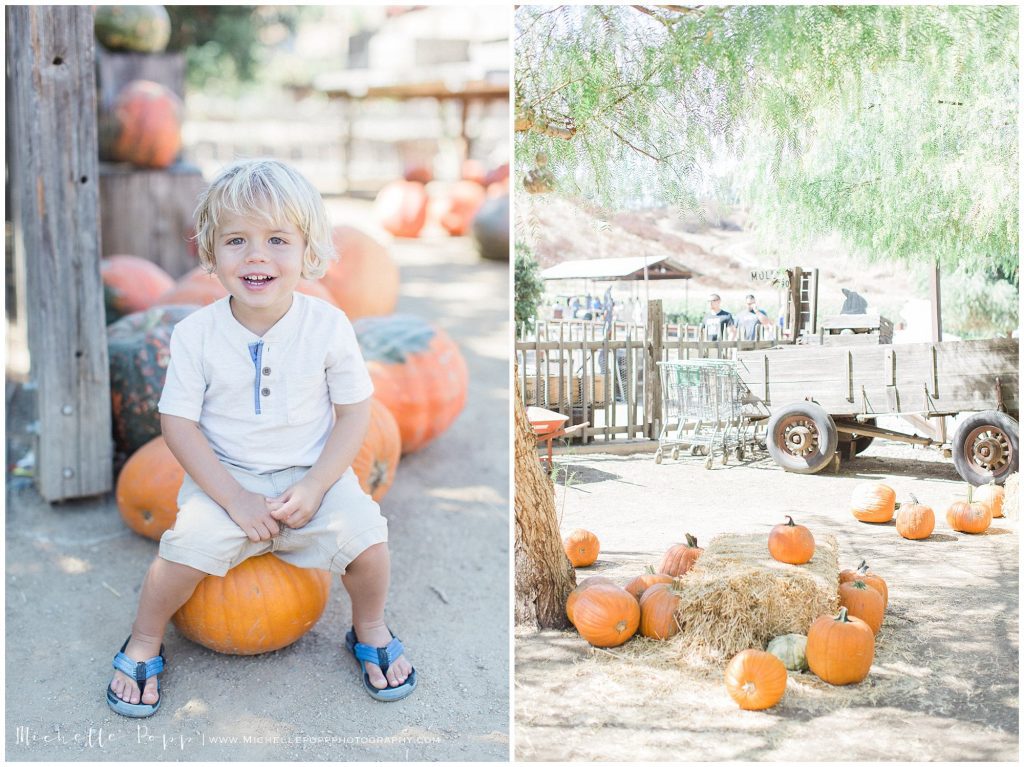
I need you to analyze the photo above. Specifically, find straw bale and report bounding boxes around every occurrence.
[666,532,841,663]
[1002,473,1018,520]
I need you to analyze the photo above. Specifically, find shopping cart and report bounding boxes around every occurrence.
[654,359,767,469]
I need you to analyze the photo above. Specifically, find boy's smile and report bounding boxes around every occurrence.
[214,210,306,333]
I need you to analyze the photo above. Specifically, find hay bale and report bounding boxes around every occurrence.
[1003,473,1018,520]
[669,532,840,664]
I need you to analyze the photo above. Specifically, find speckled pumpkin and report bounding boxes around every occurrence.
[108,304,198,458]
[94,5,171,52]
[172,554,331,655]
[354,315,468,453]
[115,435,184,540]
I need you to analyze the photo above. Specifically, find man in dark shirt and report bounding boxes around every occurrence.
[703,294,735,341]
[737,294,773,340]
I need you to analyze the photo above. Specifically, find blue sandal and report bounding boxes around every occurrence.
[106,636,165,717]
[345,627,417,702]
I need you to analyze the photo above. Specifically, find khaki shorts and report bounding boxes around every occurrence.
[159,464,388,576]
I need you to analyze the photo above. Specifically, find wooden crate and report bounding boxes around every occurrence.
[524,375,607,407]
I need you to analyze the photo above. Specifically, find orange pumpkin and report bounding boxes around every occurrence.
[724,649,788,710]
[638,583,682,640]
[354,315,468,454]
[563,529,600,567]
[101,255,176,323]
[439,180,487,236]
[850,481,896,523]
[98,79,182,168]
[895,494,935,540]
[806,607,875,685]
[658,533,703,576]
[624,569,675,601]
[839,580,884,634]
[566,576,615,625]
[373,180,428,238]
[321,226,399,320]
[350,398,401,501]
[115,435,184,540]
[946,491,992,534]
[973,483,1005,519]
[571,584,640,648]
[767,515,815,565]
[839,560,888,609]
[172,554,331,655]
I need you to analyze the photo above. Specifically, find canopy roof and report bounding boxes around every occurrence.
[540,256,692,281]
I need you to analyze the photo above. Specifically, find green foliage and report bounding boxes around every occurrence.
[166,6,311,90]
[938,268,1018,339]
[515,243,545,338]
[516,5,1019,282]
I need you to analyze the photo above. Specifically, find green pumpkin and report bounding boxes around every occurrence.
[767,633,809,672]
[94,5,171,53]
[108,304,197,460]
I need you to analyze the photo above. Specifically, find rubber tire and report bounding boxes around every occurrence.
[766,401,839,475]
[951,410,1018,486]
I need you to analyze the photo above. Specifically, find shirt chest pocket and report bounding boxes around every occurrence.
[286,373,329,425]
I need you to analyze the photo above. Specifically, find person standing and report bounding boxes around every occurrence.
[702,293,735,341]
[737,294,773,340]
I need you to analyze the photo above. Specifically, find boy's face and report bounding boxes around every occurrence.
[213,209,306,318]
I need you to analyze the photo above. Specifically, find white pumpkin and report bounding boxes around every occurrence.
[767,633,808,672]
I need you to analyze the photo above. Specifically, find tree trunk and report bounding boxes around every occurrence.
[514,367,575,628]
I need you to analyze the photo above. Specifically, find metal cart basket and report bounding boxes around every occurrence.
[655,359,766,469]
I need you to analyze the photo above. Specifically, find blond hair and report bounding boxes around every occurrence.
[194,159,334,279]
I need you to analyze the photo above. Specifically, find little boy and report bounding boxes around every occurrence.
[106,159,415,716]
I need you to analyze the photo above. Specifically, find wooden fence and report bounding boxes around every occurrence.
[516,301,783,443]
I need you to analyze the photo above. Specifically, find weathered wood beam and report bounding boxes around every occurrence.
[7,6,112,501]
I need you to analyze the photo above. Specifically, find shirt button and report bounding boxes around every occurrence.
[262,366,271,375]
[261,387,271,396]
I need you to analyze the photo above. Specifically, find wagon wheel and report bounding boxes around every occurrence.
[765,402,838,475]
[951,411,1018,486]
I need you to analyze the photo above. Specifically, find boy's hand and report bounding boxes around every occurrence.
[268,476,326,530]
[225,488,281,542]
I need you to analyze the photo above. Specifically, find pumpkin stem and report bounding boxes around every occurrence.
[849,579,869,591]
[836,606,851,622]
[784,515,796,526]
[967,484,974,503]
[908,493,919,504]
[644,564,656,574]
[685,533,698,548]
[856,559,869,575]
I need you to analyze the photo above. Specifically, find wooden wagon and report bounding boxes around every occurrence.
[736,338,1019,485]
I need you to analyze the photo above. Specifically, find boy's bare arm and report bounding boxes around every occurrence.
[160,414,281,542]
[268,398,372,528]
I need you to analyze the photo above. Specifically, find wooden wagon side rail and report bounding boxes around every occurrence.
[736,338,1019,418]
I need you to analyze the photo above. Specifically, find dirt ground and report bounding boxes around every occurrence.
[515,441,1018,762]
[4,207,511,762]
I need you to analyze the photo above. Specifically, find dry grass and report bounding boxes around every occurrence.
[669,532,839,663]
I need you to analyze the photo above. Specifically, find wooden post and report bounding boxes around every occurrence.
[929,261,942,342]
[645,299,664,439]
[7,6,112,501]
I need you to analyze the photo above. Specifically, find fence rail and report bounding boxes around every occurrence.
[516,301,784,444]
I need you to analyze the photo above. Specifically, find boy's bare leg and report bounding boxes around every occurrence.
[109,557,208,705]
[341,542,413,689]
